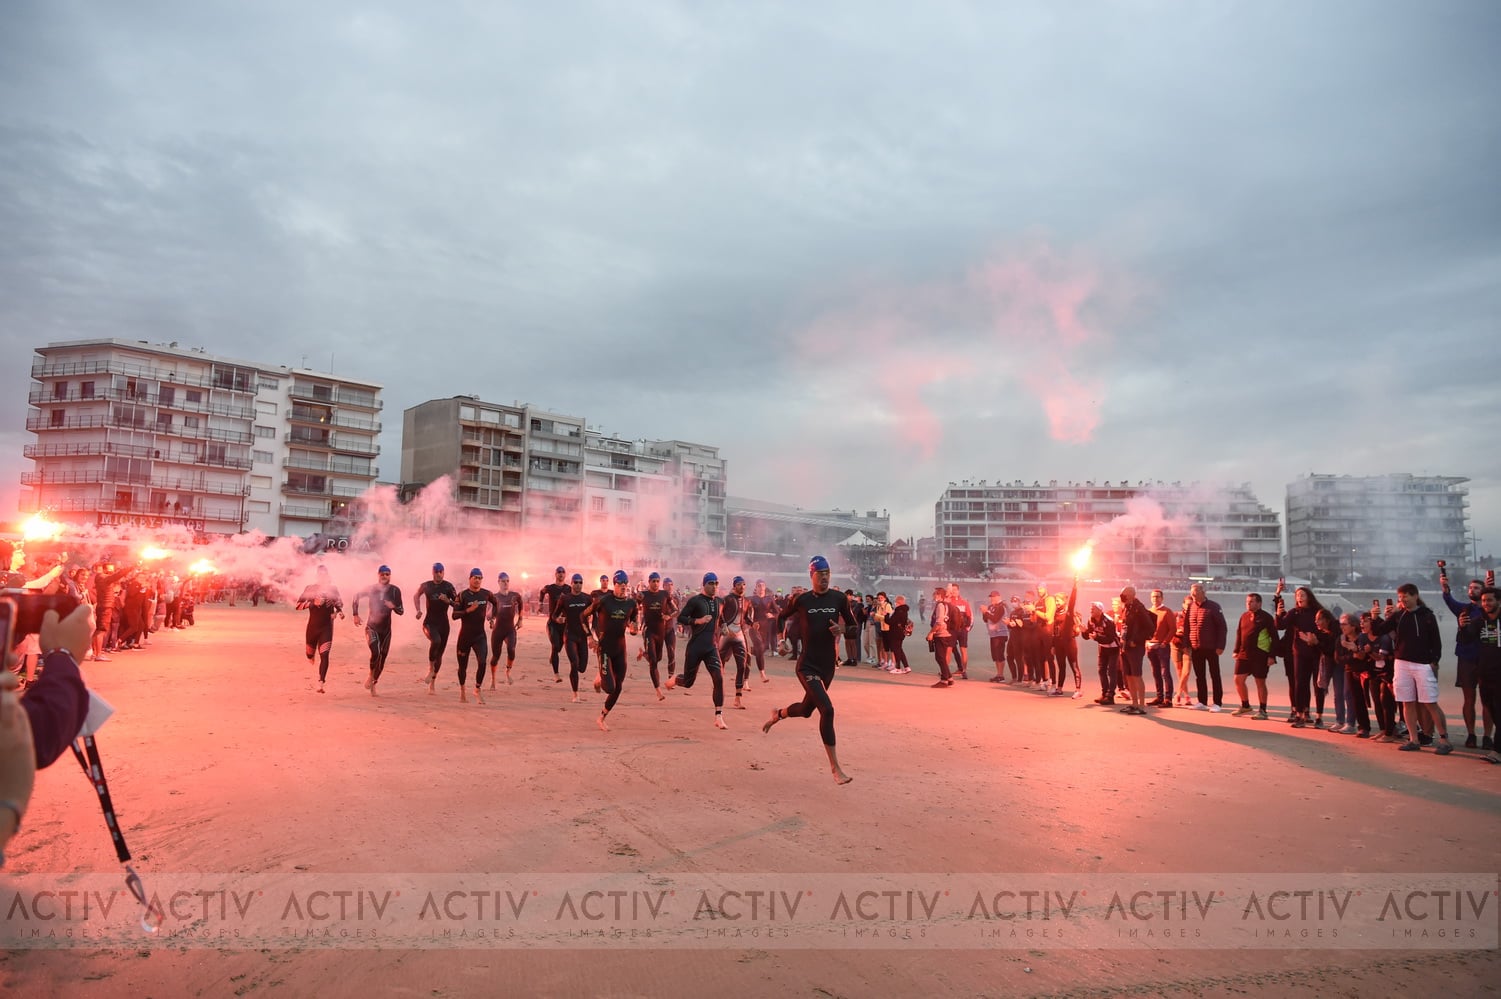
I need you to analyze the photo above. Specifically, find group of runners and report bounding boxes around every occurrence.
[296,555,857,783]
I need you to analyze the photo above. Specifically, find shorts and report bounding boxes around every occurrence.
[1454,656,1478,689]
[1234,657,1270,680]
[1392,659,1440,704]
[1119,646,1145,678]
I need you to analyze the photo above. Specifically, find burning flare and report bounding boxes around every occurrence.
[21,513,64,542]
[140,546,171,562]
[1070,541,1095,573]
[189,559,216,575]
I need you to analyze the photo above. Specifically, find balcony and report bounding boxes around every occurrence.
[280,503,331,520]
[26,413,253,444]
[286,431,333,450]
[24,441,251,470]
[330,435,379,457]
[281,456,377,477]
[288,384,381,411]
[34,495,242,524]
[22,470,250,497]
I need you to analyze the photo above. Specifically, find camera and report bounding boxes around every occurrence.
[0,586,81,647]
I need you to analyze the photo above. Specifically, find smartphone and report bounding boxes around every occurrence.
[0,596,14,652]
[1386,599,1395,609]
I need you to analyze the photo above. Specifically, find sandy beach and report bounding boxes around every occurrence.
[2,603,1497,998]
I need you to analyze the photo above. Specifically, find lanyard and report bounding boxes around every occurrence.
[71,734,132,863]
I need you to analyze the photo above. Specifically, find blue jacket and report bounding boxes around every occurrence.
[1442,590,1481,661]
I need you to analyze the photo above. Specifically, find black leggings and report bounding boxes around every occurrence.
[547,622,565,674]
[642,629,666,689]
[305,623,334,682]
[784,664,837,747]
[488,627,517,666]
[721,637,749,693]
[601,638,627,712]
[1345,666,1371,732]
[1054,637,1079,686]
[888,633,910,670]
[456,630,488,687]
[664,627,678,671]
[366,626,392,681]
[565,634,590,693]
[424,621,450,674]
[1367,674,1397,736]
[677,642,724,708]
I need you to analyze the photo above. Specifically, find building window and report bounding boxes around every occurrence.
[591,496,606,512]
[49,409,64,427]
[186,390,202,404]
[618,498,632,513]
[254,425,275,439]
[257,378,279,391]
[253,450,274,464]
[52,381,68,400]
[80,381,94,399]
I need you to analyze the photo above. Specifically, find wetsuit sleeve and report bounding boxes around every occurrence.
[391,586,404,615]
[677,598,696,628]
[776,594,798,625]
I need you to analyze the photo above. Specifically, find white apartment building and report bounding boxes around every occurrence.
[23,339,382,538]
[1286,473,1471,585]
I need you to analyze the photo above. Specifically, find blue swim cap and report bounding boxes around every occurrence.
[469,568,483,578]
[664,577,673,585]
[498,572,509,581]
[732,575,745,585]
[555,565,566,573]
[432,562,444,572]
[809,554,831,572]
[571,573,583,583]
[648,571,661,581]
[613,570,629,584]
[703,572,719,585]
[378,565,392,574]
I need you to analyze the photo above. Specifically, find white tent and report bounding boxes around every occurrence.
[837,531,882,547]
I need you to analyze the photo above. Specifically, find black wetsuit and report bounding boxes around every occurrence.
[749,593,776,670]
[638,588,673,688]
[719,591,754,695]
[297,582,343,682]
[663,588,680,671]
[557,590,596,693]
[453,586,492,688]
[676,593,724,709]
[776,588,856,747]
[488,590,523,666]
[540,581,570,675]
[597,593,638,713]
[354,583,404,682]
[416,579,458,676]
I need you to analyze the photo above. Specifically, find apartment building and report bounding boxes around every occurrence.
[23,339,382,537]
[1286,473,1471,585]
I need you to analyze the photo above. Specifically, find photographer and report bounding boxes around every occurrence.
[2,604,92,866]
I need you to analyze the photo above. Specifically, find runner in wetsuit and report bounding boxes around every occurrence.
[414,562,457,694]
[749,580,775,680]
[351,565,404,697]
[591,575,610,672]
[539,566,570,682]
[666,572,728,729]
[636,571,673,696]
[720,575,755,710]
[662,577,681,676]
[594,570,641,730]
[554,574,597,703]
[487,571,524,687]
[296,565,343,693]
[764,554,856,785]
[452,568,492,703]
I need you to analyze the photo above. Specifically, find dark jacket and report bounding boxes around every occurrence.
[1443,590,1481,661]
[887,604,910,637]
[1120,598,1156,648]
[1369,604,1442,664]
[1457,611,1500,669]
[1233,608,1277,666]
[1186,598,1228,652]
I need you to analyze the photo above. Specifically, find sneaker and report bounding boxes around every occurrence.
[1418,732,1433,746]
[1231,706,1253,717]
[1313,717,1324,729]
[1193,702,1209,711]
[1209,704,1222,713]
[1435,740,1454,756]
[1071,690,1082,699]
[931,680,950,688]
[1397,741,1421,752]
[1484,736,1495,751]
[1370,733,1392,743]
[896,667,912,674]
[1291,718,1306,729]
[1355,730,1370,739]
[1253,709,1268,721]
[1464,734,1478,749]
[93,654,113,662]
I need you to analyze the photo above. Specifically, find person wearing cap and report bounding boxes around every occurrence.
[452,569,494,704]
[554,574,597,703]
[590,575,611,672]
[295,565,344,693]
[594,571,645,730]
[636,572,676,689]
[414,563,458,694]
[352,565,405,696]
[539,567,571,682]
[765,555,856,784]
[720,575,756,709]
[982,590,1010,683]
[667,572,729,729]
[487,572,524,688]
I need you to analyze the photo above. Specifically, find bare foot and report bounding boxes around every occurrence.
[460,688,468,703]
[832,769,853,785]
[760,672,770,683]
[597,712,610,732]
[474,688,485,704]
[592,675,603,693]
[506,668,513,685]
[664,676,677,690]
[363,674,373,690]
[733,699,745,710]
[369,684,378,697]
[714,715,728,730]
[655,687,665,702]
[427,681,435,695]
[762,709,782,734]
[571,692,580,703]
[317,682,325,693]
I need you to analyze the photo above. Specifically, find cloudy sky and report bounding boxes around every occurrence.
[2,0,1497,554]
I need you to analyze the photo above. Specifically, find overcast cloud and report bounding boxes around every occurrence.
[2,0,1497,553]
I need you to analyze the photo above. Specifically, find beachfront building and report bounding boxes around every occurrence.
[1286,473,1471,586]
[934,479,1282,582]
[23,339,382,538]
